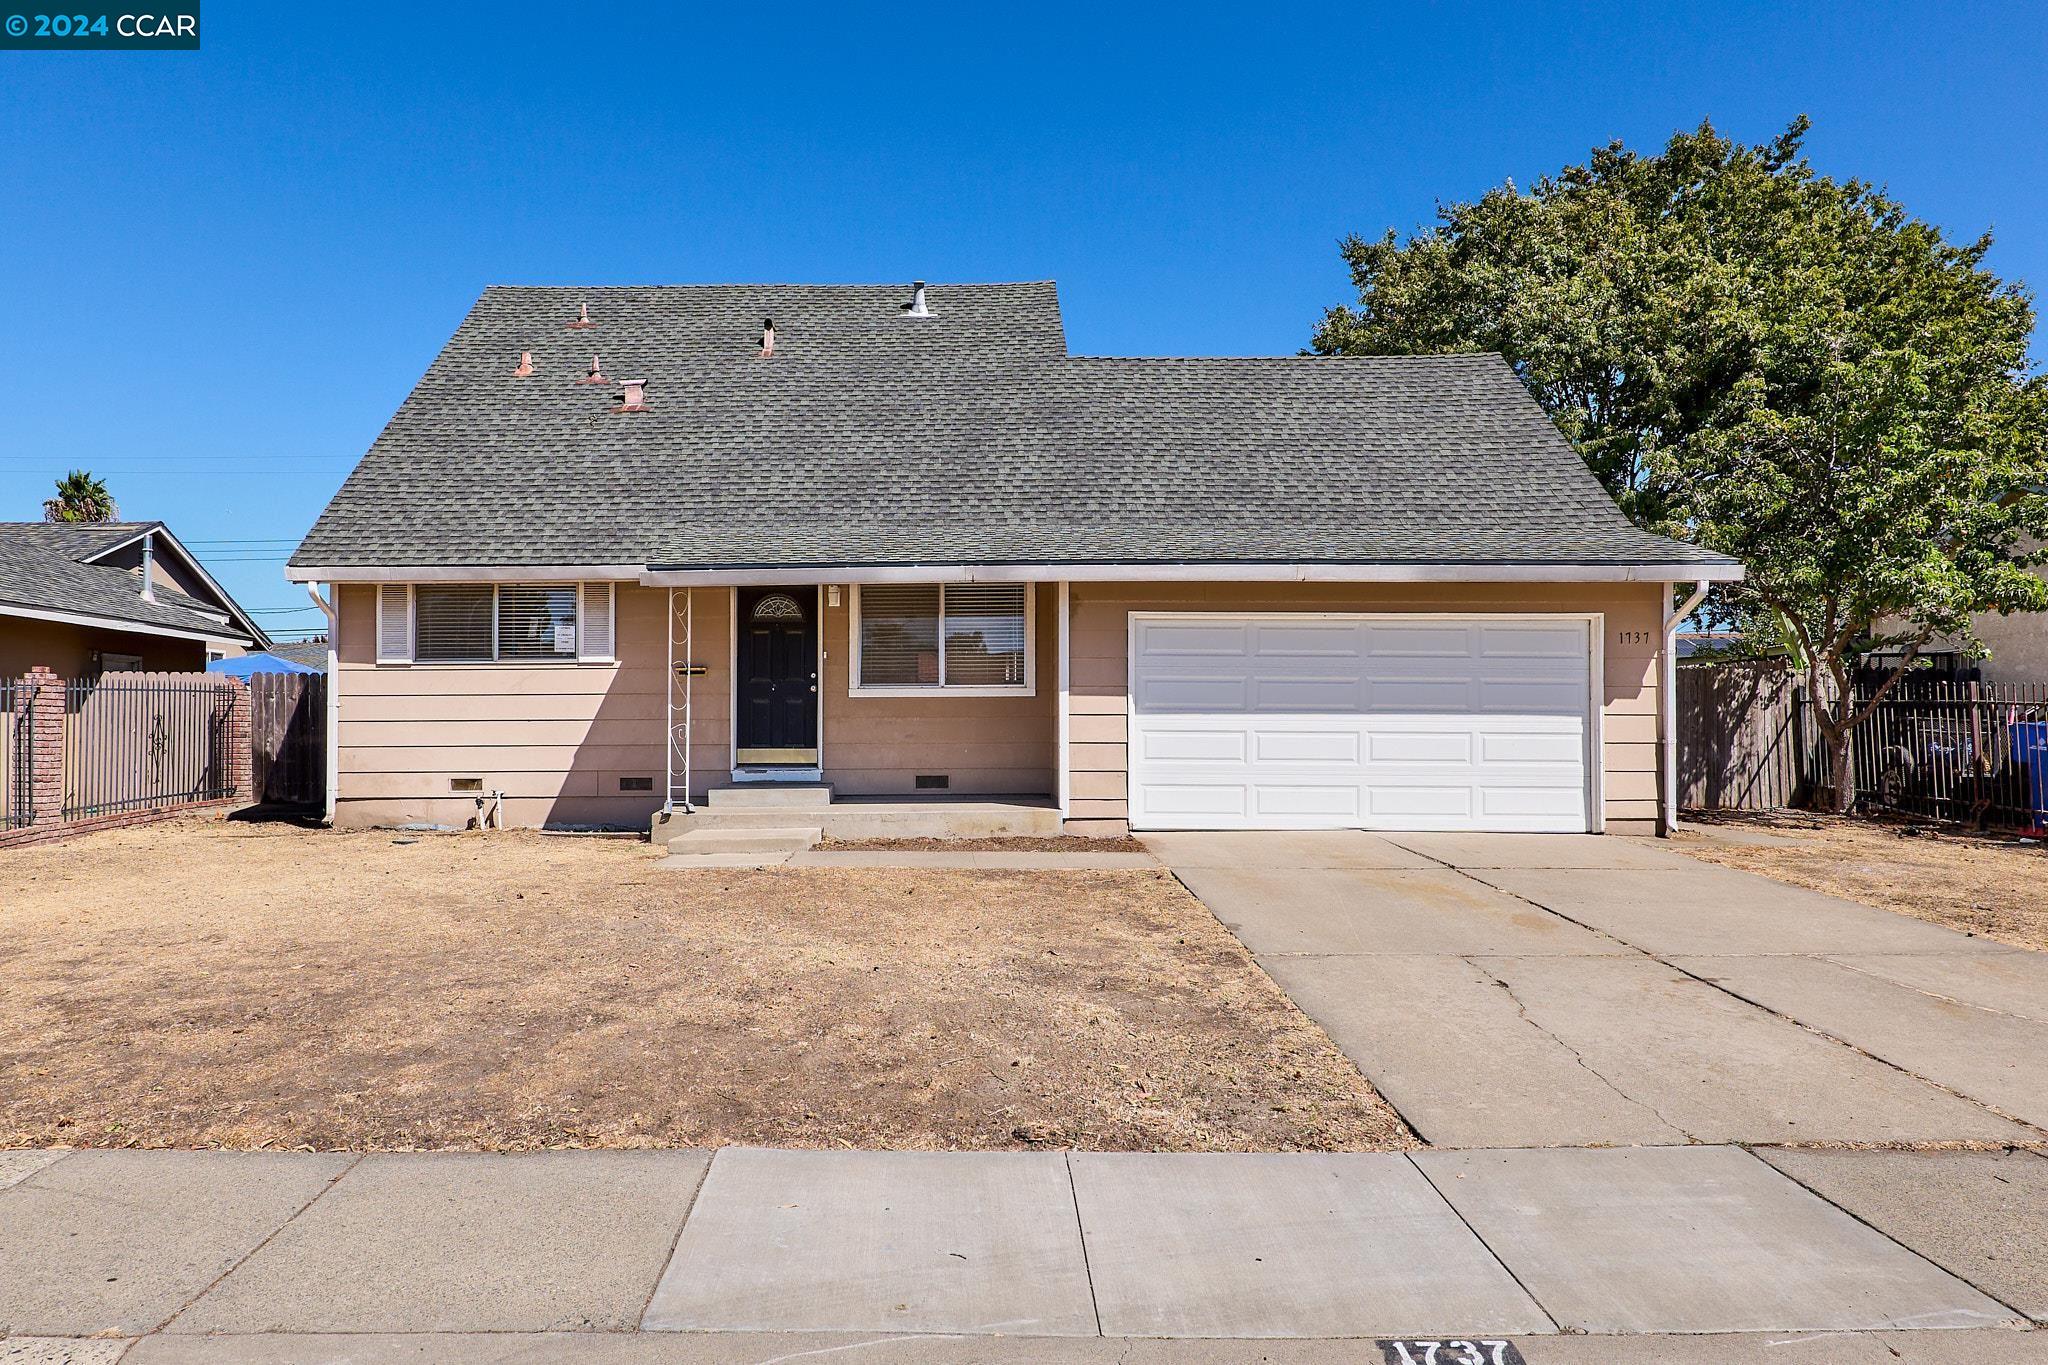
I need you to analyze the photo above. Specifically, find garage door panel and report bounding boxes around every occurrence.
[1135,674,1250,712]
[1253,785,1361,818]
[1251,677,1367,711]
[1479,730,1585,764]
[1252,730,1362,764]
[1133,620,1250,656]
[1364,623,1473,656]
[1138,784,1247,818]
[1480,786,1592,818]
[1129,615,1594,833]
[1367,731,1474,764]
[1481,626,1592,659]
[1251,621,1365,656]
[1476,678,1588,714]
[1137,728,1247,763]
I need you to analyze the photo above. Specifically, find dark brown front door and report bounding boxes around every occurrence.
[736,588,818,762]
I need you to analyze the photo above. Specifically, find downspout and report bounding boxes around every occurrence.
[305,580,339,825]
[1056,581,1071,824]
[1662,579,1712,836]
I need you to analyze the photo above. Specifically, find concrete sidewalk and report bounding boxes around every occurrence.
[1,1145,2040,1359]
[1148,830,2048,1148]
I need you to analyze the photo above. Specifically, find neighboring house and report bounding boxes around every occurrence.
[1,521,267,676]
[287,281,1740,835]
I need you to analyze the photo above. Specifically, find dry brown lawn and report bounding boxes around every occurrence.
[0,817,1410,1153]
[1676,811,2048,952]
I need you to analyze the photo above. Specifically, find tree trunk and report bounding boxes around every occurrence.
[1828,724,1855,813]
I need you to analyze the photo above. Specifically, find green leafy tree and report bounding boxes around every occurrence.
[42,470,119,523]
[1314,118,2048,811]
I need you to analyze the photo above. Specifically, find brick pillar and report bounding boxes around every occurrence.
[224,676,253,801]
[24,666,64,826]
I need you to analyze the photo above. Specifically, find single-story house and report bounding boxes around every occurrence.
[287,281,1740,836]
[1,521,267,676]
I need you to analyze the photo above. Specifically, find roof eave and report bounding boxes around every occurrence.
[287,559,1743,586]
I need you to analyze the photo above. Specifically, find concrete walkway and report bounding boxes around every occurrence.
[1,1145,2041,1360]
[1147,830,2048,1148]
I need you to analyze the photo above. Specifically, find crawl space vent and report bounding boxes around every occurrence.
[914,774,950,790]
[619,776,654,792]
[450,777,483,794]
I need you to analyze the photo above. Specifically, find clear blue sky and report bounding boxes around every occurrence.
[3,2,2044,639]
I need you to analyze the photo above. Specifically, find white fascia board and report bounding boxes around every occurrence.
[637,560,1745,586]
[295,559,1742,586]
[286,564,648,583]
[0,601,255,645]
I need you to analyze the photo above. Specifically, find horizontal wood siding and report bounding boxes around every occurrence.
[333,583,729,828]
[1065,581,1666,835]
[820,586,1056,795]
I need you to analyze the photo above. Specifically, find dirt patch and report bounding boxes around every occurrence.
[0,816,1409,1153]
[821,834,1149,853]
[1676,811,2048,952]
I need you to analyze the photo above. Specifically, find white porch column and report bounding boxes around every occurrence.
[1056,580,1071,821]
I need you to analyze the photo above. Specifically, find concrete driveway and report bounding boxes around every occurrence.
[1147,830,2048,1148]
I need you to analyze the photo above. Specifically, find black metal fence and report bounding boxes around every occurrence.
[60,674,238,820]
[1680,665,2048,830]
[1827,679,2048,830]
[2,678,31,829]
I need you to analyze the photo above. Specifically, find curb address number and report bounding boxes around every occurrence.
[1379,1343,1526,1365]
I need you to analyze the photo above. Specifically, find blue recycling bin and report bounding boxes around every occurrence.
[2011,722,2048,831]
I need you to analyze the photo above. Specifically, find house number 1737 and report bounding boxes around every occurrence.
[1615,629,1653,646]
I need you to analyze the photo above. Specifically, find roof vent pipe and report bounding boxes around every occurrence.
[579,354,606,385]
[901,281,930,318]
[138,529,156,603]
[759,318,775,358]
[513,350,534,377]
[568,302,594,330]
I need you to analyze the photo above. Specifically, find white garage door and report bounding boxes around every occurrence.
[1127,614,1596,832]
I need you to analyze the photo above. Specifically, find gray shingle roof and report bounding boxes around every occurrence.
[291,282,1736,574]
[0,522,257,640]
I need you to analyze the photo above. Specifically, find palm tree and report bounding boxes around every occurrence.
[42,470,118,523]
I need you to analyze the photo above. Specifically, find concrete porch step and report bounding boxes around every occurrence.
[655,798,1061,842]
[667,826,822,855]
[706,782,835,809]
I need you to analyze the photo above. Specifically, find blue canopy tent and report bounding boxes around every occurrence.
[207,653,321,678]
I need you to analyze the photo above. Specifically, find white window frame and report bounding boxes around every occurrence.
[375,582,618,666]
[848,582,1036,698]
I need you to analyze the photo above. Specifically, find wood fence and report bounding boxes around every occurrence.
[247,672,327,807]
[1676,662,1814,811]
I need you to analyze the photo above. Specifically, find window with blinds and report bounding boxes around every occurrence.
[854,584,1032,692]
[414,585,495,661]
[378,583,616,664]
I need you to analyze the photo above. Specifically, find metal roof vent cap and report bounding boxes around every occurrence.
[579,354,607,385]
[512,350,534,377]
[900,280,930,318]
[615,378,648,412]
[568,302,594,330]
[759,318,776,358]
